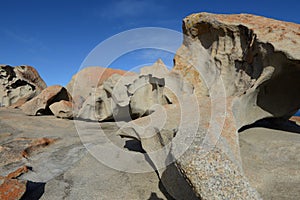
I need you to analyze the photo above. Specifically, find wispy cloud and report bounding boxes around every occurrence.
[4,29,35,44]
[97,0,164,19]
[3,29,47,53]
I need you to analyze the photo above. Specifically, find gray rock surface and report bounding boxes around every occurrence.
[240,125,300,200]
[0,108,181,199]
[0,65,46,107]
[1,108,300,199]
[0,108,86,182]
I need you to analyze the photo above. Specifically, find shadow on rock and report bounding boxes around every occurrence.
[159,164,199,200]
[124,139,146,153]
[148,192,165,200]
[239,117,300,134]
[20,181,46,200]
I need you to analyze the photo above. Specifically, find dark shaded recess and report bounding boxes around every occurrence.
[20,181,46,200]
[149,76,165,87]
[159,163,200,200]
[0,65,16,81]
[235,25,263,79]
[11,79,36,90]
[104,90,112,98]
[196,22,225,50]
[164,96,172,105]
[256,54,300,118]
[124,139,146,153]
[148,192,164,200]
[238,117,300,134]
[236,26,300,117]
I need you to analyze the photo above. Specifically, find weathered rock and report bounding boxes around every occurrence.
[0,107,86,184]
[0,65,46,107]
[66,66,132,101]
[77,88,113,121]
[130,75,168,117]
[49,100,73,119]
[1,104,299,199]
[0,137,58,166]
[21,85,72,116]
[174,12,300,128]
[0,166,29,200]
[171,12,300,199]
[140,59,194,104]
[75,60,194,122]
[140,59,169,78]
[102,73,137,107]
[0,108,170,199]
[72,95,85,110]
[77,86,131,122]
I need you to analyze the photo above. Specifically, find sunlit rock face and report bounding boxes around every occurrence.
[172,12,300,199]
[174,12,300,128]
[0,65,46,107]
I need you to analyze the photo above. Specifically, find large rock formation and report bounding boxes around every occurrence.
[169,12,300,199]
[2,12,300,200]
[66,66,131,101]
[0,65,46,107]
[76,60,192,122]
[174,12,300,128]
[21,85,72,116]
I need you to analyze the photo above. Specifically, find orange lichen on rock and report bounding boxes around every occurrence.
[0,166,30,200]
[21,137,57,158]
[7,166,29,179]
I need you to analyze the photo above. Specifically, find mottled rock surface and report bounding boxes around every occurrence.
[0,65,46,107]
[21,85,72,116]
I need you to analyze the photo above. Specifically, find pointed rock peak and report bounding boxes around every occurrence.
[154,58,165,66]
[140,58,170,78]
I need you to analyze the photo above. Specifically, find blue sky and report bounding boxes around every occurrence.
[0,0,299,86]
